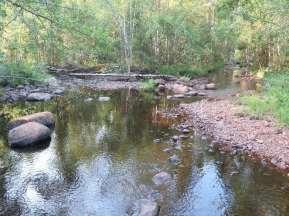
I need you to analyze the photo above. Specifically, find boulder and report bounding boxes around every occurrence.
[98,96,110,102]
[27,92,53,101]
[152,171,171,186]
[8,122,52,148]
[8,112,55,130]
[134,199,160,216]
[171,83,189,93]
[205,83,216,90]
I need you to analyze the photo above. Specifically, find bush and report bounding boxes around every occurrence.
[158,62,224,78]
[140,79,156,92]
[0,63,48,86]
[241,70,289,125]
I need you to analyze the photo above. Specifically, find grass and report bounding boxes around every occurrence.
[158,61,224,78]
[0,63,49,86]
[241,70,289,125]
[140,79,156,92]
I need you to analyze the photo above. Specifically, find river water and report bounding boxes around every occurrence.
[0,80,289,215]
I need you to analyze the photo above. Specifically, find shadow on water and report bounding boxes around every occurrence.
[0,88,289,216]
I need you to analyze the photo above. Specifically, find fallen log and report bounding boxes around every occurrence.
[68,73,177,82]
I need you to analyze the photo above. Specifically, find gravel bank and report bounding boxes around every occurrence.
[161,99,289,173]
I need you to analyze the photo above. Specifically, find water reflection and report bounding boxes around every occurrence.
[0,90,289,216]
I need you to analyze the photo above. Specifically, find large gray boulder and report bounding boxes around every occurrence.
[27,92,53,101]
[133,199,159,216]
[8,112,55,130]
[8,122,52,148]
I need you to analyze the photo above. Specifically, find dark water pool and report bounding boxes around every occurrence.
[0,89,289,216]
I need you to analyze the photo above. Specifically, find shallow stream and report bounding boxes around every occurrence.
[0,73,289,216]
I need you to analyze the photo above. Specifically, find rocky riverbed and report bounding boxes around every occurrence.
[0,73,216,103]
[160,99,289,174]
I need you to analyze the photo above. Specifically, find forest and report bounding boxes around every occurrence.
[1,0,289,77]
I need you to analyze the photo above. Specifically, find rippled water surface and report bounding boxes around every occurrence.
[1,89,289,216]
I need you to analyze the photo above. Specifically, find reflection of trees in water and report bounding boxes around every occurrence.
[216,155,289,215]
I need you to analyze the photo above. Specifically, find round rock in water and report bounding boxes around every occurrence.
[7,112,55,130]
[8,122,52,148]
[133,199,160,216]
[152,171,171,186]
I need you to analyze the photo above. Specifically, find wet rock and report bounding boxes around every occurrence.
[197,92,207,96]
[182,129,190,134]
[173,94,185,99]
[179,135,189,139]
[27,92,53,101]
[8,122,52,148]
[98,96,110,102]
[153,139,161,144]
[172,135,179,142]
[8,112,55,130]
[133,199,160,216]
[168,155,181,164]
[152,171,171,186]
[53,88,65,95]
[84,98,93,102]
[185,91,198,97]
[205,83,216,90]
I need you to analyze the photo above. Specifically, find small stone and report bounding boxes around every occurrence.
[172,136,179,142]
[85,98,93,102]
[98,96,110,102]
[168,154,181,165]
[152,171,171,186]
[153,139,161,144]
[133,199,160,216]
[185,91,198,97]
[205,83,216,90]
[182,129,190,134]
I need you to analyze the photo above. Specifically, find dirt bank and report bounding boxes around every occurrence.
[160,99,289,173]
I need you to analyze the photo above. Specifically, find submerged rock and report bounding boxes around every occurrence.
[98,96,111,102]
[8,112,55,130]
[152,171,171,186]
[133,199,160,216]
[27,92,53,101]
[8,122,52,148]
[168,154,181,165]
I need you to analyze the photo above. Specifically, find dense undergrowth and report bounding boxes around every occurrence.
[0,63,48,86]
[241,71,289,125]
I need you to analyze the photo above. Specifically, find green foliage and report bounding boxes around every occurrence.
[140,79,156,92]
[159,62,224,77]
[0,63,48,86]
[241,71,289,125]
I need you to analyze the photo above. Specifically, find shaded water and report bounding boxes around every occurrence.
[0,89,289,216]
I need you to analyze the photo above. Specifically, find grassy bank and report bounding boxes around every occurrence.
[0,63,48,86]
[241,70,289,125]
[158,61,224,77]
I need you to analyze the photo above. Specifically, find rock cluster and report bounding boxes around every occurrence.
[7,112,55,148]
